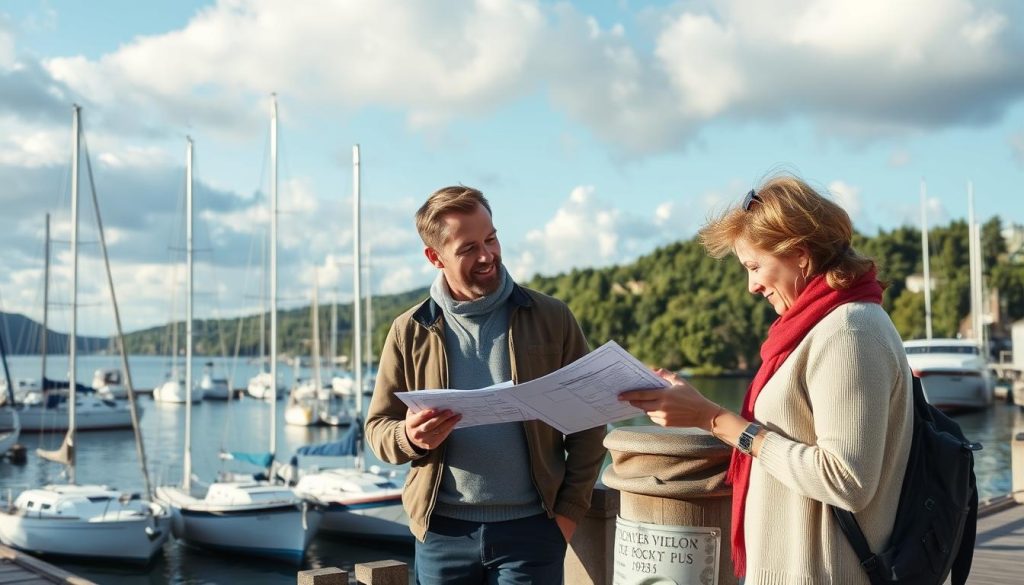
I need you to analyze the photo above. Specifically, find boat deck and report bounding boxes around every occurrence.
[0,544,97,584]
[970,499,1024,584]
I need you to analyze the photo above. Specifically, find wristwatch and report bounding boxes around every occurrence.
[737,423,762,455]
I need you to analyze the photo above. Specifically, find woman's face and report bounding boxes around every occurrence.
[734,238,809,316]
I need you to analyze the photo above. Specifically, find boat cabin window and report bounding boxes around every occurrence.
[40,503,51,510]
[905,345,979,355]
[86,496,112,503]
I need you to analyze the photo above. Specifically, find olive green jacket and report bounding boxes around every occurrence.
[365,284,607,542]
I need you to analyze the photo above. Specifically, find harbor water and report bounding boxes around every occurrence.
[0,356,1018,584]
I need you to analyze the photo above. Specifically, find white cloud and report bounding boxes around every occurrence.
[13,0,1023,157]
[98,146,172,169]
[43,0,547,136]
[0,23,14,69]
[888,149,911,168]
[553,0,1024,152]
[1012,131,1024,166]
[508,185,686,279]
[827,180,863,222]
[0,116,68,167]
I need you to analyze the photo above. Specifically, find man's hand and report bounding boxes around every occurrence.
[555,514,577,543]
[405,408,462,451]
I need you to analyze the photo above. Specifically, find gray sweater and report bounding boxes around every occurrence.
[429,268,543,522]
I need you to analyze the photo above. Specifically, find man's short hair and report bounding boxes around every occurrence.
[415,185,492,249]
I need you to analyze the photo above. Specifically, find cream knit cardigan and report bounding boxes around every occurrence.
[745,302,914,584]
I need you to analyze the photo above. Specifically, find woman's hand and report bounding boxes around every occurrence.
[618,368,721,429]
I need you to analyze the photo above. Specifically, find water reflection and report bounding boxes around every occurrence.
[609,375,1018,500]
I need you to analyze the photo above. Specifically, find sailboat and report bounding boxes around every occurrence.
[198,362,231,400]
[290,144,407,540]
[155,101,320,563]
[0,322,21,455]
[286,271,353,427]
[0,215,136,433]
[0,105,170,563]
[154,286,204,403]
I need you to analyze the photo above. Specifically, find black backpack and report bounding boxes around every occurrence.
[832,375,982,585]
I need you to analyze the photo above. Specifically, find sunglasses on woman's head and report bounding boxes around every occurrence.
[742,189,762,211]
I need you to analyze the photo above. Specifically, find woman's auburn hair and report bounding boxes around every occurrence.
[698,174,875,290]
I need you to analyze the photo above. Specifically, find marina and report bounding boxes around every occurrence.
[0,357,1021,582]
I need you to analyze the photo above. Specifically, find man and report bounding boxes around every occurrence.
[365,185,606,584]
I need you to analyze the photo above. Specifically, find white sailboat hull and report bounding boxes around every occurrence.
[0,397,135,432]
[0,486,171,563]
[318,499,410,541]
[154,379,204,403]
[0,511,170,562]
[294,468,408,542]
[156,484,321,563]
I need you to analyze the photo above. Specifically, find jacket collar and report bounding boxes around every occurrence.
[412,282,532,328]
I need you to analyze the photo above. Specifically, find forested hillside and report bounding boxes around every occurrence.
[6,217,1022,374]
[528,217,1023,373]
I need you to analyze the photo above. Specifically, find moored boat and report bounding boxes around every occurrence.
[904,338,994,412]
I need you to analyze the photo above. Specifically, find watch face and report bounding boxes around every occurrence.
[738,423,759,454]
[738,432,753,453]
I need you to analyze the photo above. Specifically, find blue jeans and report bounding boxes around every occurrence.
[415,513,567,585]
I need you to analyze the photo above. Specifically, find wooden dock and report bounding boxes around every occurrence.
[970,498,1024,584]
[0,545,96,584]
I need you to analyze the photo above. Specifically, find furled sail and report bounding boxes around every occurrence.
[37,435,73,465]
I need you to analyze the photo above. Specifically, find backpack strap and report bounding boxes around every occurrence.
[950,475,978,585]
[831,506,887,585]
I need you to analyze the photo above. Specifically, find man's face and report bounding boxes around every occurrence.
[425,204,502,301]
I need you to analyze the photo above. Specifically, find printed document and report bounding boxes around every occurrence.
[395,341,668,433]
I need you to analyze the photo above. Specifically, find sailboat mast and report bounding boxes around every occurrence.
[352,145,363,415]
[312,270,322,417]
[259,235,266,368]
[41,214,50,385]
[68,104,80,483]
[967,181,985,352]
[183,137,195,490]
[84,115,154,498]
[270,94,279,457]
[920,179,932,340]
[365,244,372,381]
[330,297,337,368]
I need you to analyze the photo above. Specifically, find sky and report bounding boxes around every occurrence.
[1,0,1023,336]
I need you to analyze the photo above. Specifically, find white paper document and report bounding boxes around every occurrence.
[395,341,669,434]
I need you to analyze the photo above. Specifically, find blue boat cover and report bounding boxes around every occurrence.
[226,451,274,468]
[289,418,362,465]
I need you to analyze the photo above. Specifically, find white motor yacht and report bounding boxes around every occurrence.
[904,338,994,412]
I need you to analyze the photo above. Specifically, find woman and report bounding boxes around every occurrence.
[620,175,914,584]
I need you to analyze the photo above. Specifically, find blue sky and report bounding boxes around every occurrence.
[1,0,1023,335]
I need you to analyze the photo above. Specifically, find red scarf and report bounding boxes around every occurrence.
[727,268,883,577]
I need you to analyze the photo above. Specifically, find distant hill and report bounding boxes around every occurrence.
[119,286,431,359]
[0,311,109,355]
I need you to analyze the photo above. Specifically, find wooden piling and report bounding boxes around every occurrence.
[297,567,348,585]
[1013,430,1024,504]
[354,560,408,585]
[603,426,736,585]
[565,484,620,585]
